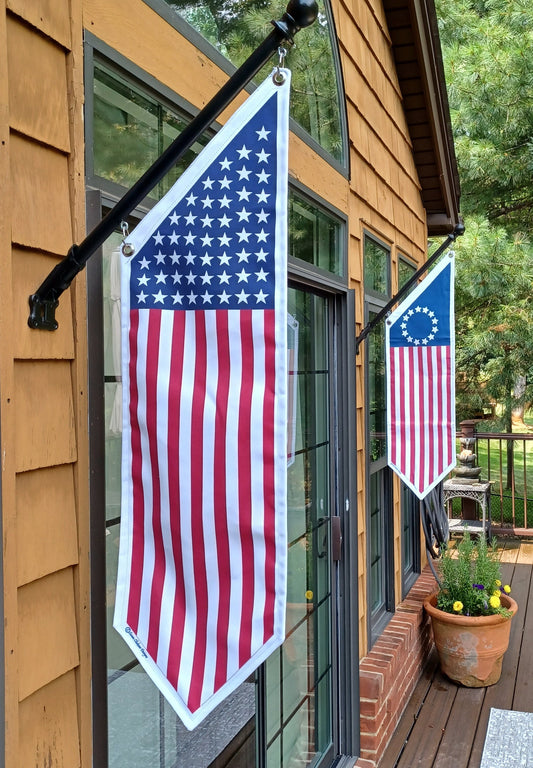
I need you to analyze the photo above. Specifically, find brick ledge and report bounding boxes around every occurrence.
[358,567,438,766]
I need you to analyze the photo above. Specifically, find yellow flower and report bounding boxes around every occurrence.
[489,595,501,609]
[453,601,463,612]
[495,579,501,587]
[503,584,511,594]
[305,590,313,601]
[493,590,501,597]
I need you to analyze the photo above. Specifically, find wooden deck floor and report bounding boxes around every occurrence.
[381,539,533,768]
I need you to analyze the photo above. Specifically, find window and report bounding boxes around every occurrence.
[397,256,421,597]
[364,234,393,645]
[87,48,350,768]
[146,0,347,165]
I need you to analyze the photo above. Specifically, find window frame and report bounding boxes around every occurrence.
[363,232,394,648]
[140,0,350,174]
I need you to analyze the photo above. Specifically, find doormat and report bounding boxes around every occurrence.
[480,708,533,768]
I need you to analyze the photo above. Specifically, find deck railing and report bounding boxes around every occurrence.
[458,424,533,535]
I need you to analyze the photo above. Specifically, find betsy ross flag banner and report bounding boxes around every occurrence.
[114,70,291,729]
[386,254,456,499]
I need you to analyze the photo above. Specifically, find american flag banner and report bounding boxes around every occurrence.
[386,253,456,499]
[114,69,291,729]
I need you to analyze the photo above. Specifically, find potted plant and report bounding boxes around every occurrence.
[423,530,518,687]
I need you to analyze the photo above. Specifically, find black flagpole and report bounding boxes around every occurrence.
[355,221,465,353]
[28,0,318,331]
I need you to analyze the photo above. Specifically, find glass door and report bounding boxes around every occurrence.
[263,286,336,768]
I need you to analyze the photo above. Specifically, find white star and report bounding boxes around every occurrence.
[201,233,213,247]
[201,253,213,266]
[137,291,148,303]
[169,251,181,265]
[138,256,151,270]
[201,195,214,208]
[138,274,150,286]
[153,231,164,245]
[155,270,168,284]
[186,271,197,284]
[169,211,180,225]
[254,290,268,303]
[171,271,182,284]
[236,248,250,262]
[218,271,231,285]
[237,166,251,181]
[256,126,270,141]
[218,214,232,227]
[236,289,250,303]
[218,252,231,265]
[257,190,270,203]
[202,177,214,189]
[187,291,198,304]
[184,250,196,264]
[256,209,269,223]
[256,228,268,243]
[152,290,166,304]
[219,195,232,208]
[184,212,197,225]
[255,248,268,262]
[154,250,166,264]
[219,175,232,189]
[237,145,252,159]
[256,169,270,184]
[237,207,251,222]
[186,192,197,206]
[219,233,232,247]
[219,290,231,304]
[168,230,180,244]
[236,187,252,201]
[415,305,422,313]
[201,214,213,227]
[237,228,250,242]
[200,272,213,285]
[255,268,268,281]
[184,232,197,245]
[236,268,250,282]
[201,290,214,304]
[256,148,270,163]
[172,291,184,305]
[219,156,232,170]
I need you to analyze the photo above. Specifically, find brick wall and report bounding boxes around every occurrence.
[358,567,438,766]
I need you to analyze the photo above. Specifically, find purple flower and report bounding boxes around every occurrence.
[473,584,484,590]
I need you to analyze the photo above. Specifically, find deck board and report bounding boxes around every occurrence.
[381,540,533,768]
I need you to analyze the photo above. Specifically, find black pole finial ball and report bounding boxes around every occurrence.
[285,0,319,29]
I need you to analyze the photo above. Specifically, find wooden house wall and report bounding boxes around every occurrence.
[334,0,428,655]
[1,1,91,766]
[1,0,434,764]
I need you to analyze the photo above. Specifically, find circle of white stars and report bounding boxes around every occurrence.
[399,305,439,345]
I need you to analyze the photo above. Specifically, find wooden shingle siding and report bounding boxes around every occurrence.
[2,1,90,766]
[16,465,78,587]
[334,0,428,656]
[19,671,81,768]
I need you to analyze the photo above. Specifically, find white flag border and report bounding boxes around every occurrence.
[385,252,456,500]
[114,69,291,730]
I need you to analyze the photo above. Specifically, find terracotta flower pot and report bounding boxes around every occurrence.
[423,592,518,687]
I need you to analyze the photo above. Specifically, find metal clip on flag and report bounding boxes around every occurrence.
[115,68,291,730]
[386,253,456,499]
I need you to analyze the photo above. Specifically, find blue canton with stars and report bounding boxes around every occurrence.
[130,94,279,312]
[389,261,452,348]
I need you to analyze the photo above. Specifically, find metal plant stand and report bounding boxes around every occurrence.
[443,480,492,537]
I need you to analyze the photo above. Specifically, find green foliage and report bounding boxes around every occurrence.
[435,0,533,424]
[437,531,512,616]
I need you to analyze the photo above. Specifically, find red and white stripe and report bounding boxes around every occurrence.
[388,344,454,498]
[119,306,285,723]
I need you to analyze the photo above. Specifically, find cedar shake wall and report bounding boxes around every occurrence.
[1,1,91,766]
[333,0,429,657]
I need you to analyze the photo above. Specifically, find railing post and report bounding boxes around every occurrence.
[460,420,479,520]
